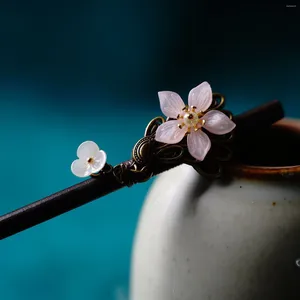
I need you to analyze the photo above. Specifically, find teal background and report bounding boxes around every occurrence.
[0,2,299,300]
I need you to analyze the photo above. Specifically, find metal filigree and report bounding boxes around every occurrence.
[112,93,234,186]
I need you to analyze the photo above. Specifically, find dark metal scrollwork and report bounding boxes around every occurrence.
[112,93,234,186]
[112,116,165,187]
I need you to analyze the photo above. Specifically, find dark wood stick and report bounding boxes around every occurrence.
[0,100,284,240]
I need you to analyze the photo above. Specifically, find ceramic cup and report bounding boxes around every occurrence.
[131,119,300,300]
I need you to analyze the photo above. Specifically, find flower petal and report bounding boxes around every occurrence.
[187,130,211,161]
[155,120,187,144]
[202,110,236,135]
[158,91,185,118]
[188,81,212,112]
[77,141,99,160]
[90,150,107,173]
[71,159,91,177]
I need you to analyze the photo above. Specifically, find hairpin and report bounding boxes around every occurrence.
[0,81,284,240]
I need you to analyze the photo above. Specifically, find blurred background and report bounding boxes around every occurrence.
[0,1,298,299]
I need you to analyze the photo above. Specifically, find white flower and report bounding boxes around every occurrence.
[71,141,107,177]
[155,81,236,161]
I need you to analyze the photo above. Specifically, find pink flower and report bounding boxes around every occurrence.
[155,81,236,161]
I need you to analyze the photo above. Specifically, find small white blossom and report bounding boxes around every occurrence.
[155,81,236,161]
[71,141,107,177]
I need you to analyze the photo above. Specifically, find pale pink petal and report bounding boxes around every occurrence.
[90,150,107,173]
[188,81,212,112]
[77,141,99,160]
[71,159,91,177]
[155,120,187,144]
[158,91,185,118]
[202,110,236,135]
[187,130,211,161]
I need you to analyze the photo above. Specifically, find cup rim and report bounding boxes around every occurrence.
[226,119,300,181]
[227,164,300,181]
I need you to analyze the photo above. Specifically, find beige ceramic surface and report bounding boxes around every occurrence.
[130,119,300,300]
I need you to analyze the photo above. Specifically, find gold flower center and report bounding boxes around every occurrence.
[177,107,206,132]
[183,112,199,127]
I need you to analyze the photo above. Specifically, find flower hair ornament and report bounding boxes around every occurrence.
[0,81,284,239]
